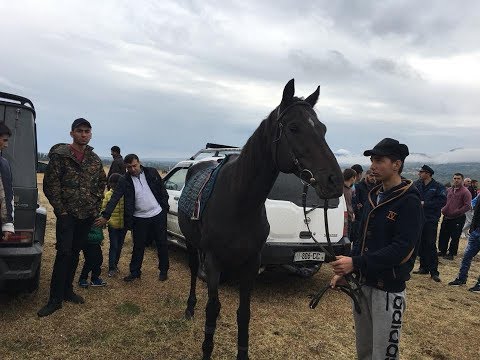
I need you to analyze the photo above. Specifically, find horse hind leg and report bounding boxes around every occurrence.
[236,256,261,360]
[202,252,221,360]
[185,242,199,320]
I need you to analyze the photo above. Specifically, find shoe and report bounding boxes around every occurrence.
[159,273,168,282]
[443,255,454,260]
[90,278,107,287]
[438,252,446,256]
[78,279,89,288]
[108,270,116,277]
[413,268,429,275]
[431,275,441,282]
[468,282,480,293]
[448,278,466,286]
[123,274,141,282]
[37,301,62,317]
[64,292,85,304]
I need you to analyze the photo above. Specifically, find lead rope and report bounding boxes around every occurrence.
[301,184,363,313]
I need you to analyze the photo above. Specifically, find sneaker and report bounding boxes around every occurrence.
[431,274,441,282]
[108,270,116,277]
[159,273,168,282]
[468,282,480,293]
[37,301,62,317]
[413,268,429,275]
[438,251,446,256]
[64,292,85,304]
[448,278,466,286]
[78,279,89,288]
[90,278,107,287]
[123,273,141,282]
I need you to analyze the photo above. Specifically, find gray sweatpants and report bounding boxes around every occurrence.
[353,286,406,360]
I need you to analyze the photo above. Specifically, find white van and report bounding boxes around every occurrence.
[164,144,351,276]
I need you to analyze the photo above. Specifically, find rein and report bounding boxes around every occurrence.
[301,184,364,314]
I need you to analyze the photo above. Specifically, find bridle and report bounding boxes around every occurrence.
[272,100,364,313]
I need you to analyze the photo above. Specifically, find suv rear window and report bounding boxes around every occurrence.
[268,173,339,208]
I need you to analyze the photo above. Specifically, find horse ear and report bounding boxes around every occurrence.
[305,86,320,107]
[281,79,295,106]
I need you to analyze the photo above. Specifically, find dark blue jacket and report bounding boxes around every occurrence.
[102,166,169,229]
[351,180,424,292]
[414,178,446,223]
[353,179,377,219]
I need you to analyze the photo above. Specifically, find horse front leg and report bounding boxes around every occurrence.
[236,256,260,360]
[201,252,221,360]
[185,243,199,320]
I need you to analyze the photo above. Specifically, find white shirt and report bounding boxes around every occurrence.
[131,171,162,218]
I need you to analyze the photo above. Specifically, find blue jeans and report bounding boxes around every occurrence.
[108,227,126,271]
[458,228,480,281]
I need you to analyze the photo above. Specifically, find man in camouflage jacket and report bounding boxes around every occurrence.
[38,118,106,317]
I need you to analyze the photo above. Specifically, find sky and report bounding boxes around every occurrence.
[1,0,480,161]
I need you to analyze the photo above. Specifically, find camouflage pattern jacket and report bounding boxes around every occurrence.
[44,144,106,219]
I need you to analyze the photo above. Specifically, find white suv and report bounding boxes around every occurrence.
[164,145,351,276]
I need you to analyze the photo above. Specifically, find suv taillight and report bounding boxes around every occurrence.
[1,231,33,244]
[343,211,348,237]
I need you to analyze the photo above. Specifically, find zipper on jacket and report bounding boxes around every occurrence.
[386,292,389,311]
[392,267,397,279]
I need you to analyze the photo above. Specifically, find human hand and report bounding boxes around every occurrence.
[94,217,108,227]
[2,231,13,241]
[330,255,354,276]
[330,275,347,288]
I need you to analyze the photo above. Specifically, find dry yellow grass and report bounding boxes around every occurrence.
[1,174,479,359]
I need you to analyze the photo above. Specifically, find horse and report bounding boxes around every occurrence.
[178,79,343,360]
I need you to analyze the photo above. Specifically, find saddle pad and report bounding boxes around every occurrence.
[178,156,230,220]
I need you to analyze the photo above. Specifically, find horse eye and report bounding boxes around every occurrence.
[289,124,299,133]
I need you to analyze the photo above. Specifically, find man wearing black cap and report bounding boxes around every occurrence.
[38,118,106,317]
[413,165,446,282]
[330,138,423,360]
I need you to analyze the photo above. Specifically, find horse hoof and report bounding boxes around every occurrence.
[185,309,194,320]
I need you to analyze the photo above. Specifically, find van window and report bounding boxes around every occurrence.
[164,167,189,191]
[268,173,339,208]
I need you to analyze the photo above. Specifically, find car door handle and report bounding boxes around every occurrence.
[174,196,180,201]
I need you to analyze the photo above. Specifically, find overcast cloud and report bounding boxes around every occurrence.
[1,0,479,161]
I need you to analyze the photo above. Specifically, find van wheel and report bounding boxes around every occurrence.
[26,261,41,293]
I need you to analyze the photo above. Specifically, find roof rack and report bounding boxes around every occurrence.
[189,143,241,160]
[0,92,36,119]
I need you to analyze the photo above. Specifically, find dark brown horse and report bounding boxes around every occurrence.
[178,79,343,360]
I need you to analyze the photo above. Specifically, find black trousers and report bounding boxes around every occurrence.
[130,211,169,276]
[417,221,440,276]
[80,243,103,281]
[438,215,466,256]
[49,214,94,302]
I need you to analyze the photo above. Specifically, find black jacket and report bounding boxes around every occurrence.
[107,155,126,180]
[414,178,447,223]
[102,166,169,229]
[470,198,480,231]
[351,180,424,292]
[353,179,376,219]
[0,157,14,231]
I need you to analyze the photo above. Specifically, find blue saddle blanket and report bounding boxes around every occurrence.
[178,156,230,220]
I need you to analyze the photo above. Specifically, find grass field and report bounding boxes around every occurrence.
[1,175,479,359]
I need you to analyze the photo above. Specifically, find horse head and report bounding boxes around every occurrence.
[272,79,343,199]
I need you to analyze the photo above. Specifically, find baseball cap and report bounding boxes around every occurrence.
[71,118,92,131]
[363,138,409,161]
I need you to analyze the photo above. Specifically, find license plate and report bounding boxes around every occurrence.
[294,251,325,262]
